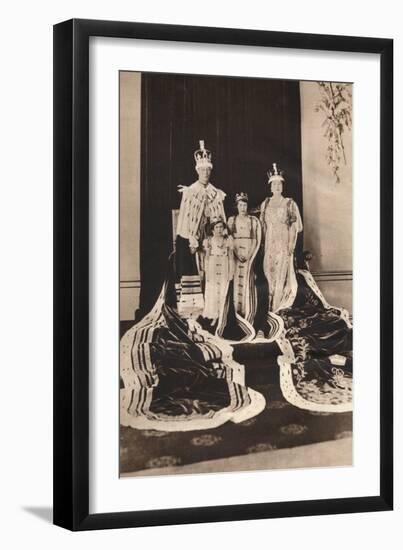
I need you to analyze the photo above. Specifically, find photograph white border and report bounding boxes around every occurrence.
[89,36,380,514]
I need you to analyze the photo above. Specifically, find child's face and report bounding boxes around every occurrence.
[213,223,224,236]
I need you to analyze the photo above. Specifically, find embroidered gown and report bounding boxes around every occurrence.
[202,235,234,322]
[227,215,261,324]
[261,196,303,313]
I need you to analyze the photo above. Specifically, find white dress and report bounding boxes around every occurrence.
[227,215,261,323]
[202,236,234,321]
[261,196,302,312]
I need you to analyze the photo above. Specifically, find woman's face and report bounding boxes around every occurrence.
[237,200,248,215]
[196,165,212,185]
[270,179,283,196]
[213,222,224,237]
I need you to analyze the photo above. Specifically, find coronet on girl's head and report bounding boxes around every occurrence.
[210,217,226,236]
[235,192,248,215]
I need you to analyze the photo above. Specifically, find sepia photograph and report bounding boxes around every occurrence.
[119,70,353,478]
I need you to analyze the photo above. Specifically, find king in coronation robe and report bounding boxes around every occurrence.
[174,140,226,318]
[119,141,265,432]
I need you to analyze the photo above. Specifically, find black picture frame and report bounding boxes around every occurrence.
[53,18,393,531]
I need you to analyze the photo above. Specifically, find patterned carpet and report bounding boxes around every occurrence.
[120,322,352,476]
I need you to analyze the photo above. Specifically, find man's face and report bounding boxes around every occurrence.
[197,165,212,185]
[237,200,248,215]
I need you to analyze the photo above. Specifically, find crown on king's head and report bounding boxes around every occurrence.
[194,140,213,168]
[235,192,248,203]
[267,162,285,183]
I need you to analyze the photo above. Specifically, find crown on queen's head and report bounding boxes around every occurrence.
[194,140,213,168]
[235,192,248,203]
[267,162,285,183]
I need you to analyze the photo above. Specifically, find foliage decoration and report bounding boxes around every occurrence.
[315,82,352,184]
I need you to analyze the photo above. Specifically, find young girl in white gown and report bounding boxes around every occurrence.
[201,218,234,324]
[227,192,261,324]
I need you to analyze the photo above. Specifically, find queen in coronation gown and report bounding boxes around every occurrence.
[227,193,261,325]
[260,163,303,313]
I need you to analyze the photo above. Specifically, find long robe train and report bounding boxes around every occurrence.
[120,277,266,431]
[216,280,255,342]
[276,269,353,412]
[121,245,352,429]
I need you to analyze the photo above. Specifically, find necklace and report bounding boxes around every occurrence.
[213,236,225,248]
[269,196,284,207]
[235,215,252,238]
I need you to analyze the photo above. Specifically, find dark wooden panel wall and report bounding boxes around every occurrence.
[139,72,303,314]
